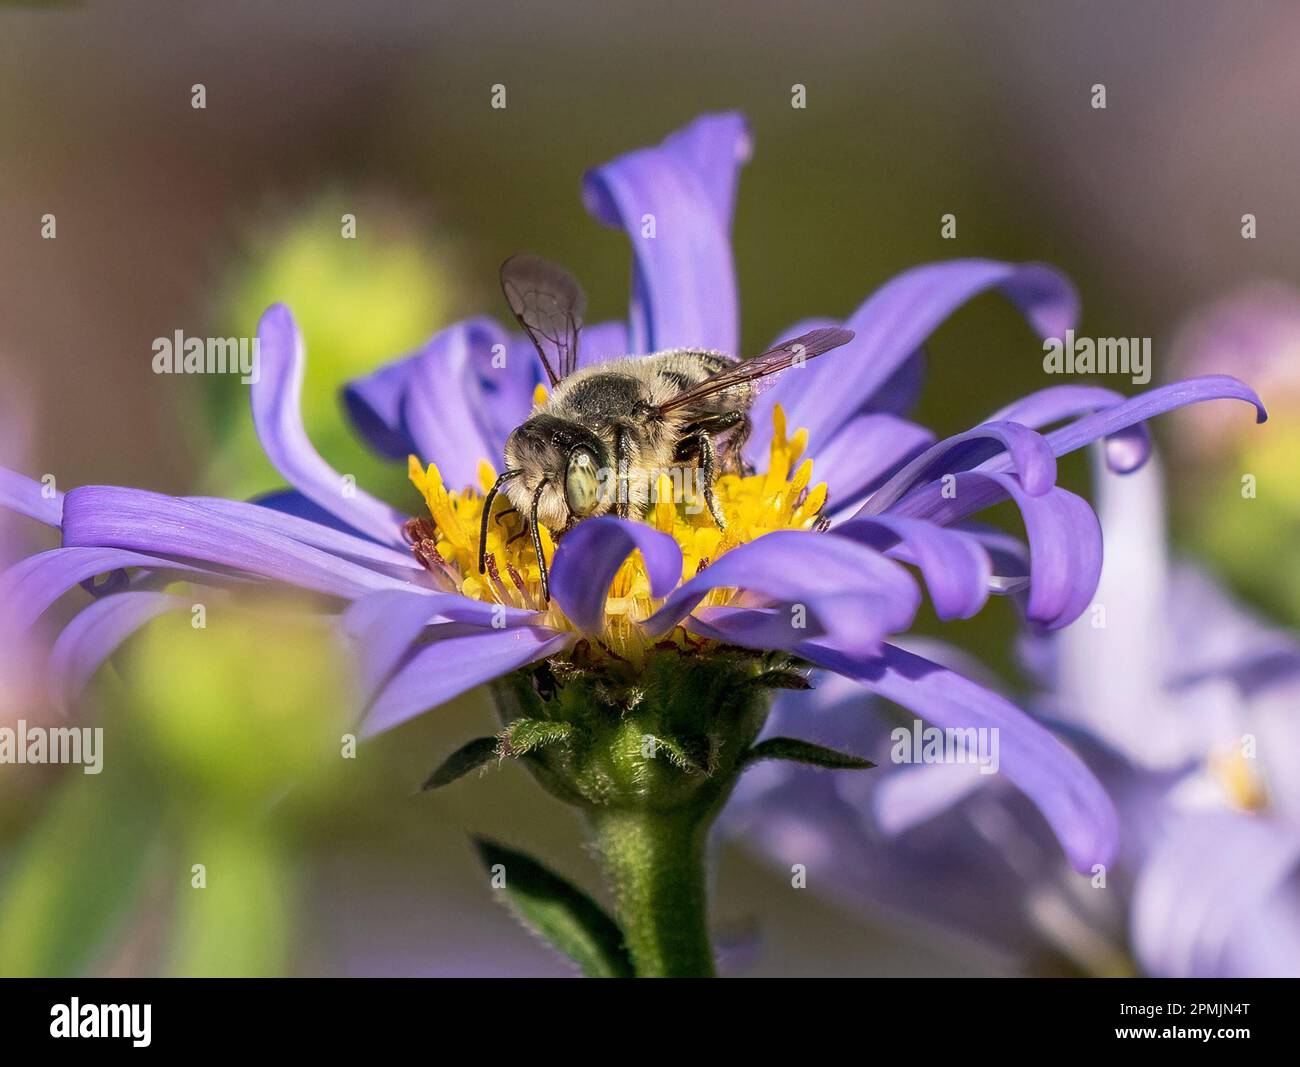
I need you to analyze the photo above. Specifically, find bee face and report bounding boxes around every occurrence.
[502,414,611,529]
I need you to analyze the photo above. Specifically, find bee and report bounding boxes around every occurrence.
[481,253,855,601]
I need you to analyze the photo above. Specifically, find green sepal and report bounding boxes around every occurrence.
[645,733,707,775]
[746,668,813,691]
[421,737,499,791]
[741,736,876,770]
[471,837,633,978]
[498,718,574,757]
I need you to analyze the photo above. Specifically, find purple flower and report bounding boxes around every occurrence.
[727,456,1300,976]
[0,112,1265,880]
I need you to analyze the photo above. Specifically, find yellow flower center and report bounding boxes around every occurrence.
[406,404,826,660]
[1208,745,1270,813]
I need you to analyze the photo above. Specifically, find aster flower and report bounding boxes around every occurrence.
[0,112,1264,976]
[726,456,1300,977]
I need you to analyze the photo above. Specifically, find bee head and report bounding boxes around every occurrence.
[503,415,610,525]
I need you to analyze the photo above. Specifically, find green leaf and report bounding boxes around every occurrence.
[421,737,499,791]
[471,837,632,978]
[499,718,573,757]
[742,736,876,770]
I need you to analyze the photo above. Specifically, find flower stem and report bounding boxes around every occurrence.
[587,806,715,978]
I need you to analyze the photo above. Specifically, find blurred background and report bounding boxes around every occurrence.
[1,0,1297,976]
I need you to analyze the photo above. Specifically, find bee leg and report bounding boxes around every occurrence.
[478,468,523,574]
[698,430,727,530]
[614,426,631,519]
[530,480,550,603]
[723,414,753,475]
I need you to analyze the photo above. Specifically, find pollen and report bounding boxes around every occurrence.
[406,404,826,659]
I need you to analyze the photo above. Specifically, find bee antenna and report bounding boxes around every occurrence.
[530,480,550,604]
[478,469,523,575]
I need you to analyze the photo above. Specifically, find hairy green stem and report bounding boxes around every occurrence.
[587,806,715,978]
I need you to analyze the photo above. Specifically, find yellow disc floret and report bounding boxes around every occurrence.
[406,404,826,660]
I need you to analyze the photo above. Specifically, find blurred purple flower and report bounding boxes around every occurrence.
[726,455,1300,977]
[0,113,1265,880]
[1166,282,1300,456]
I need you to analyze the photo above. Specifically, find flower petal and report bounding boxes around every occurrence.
[645,529,920,660]
[400,318,538,490]
[1132,811,1300,977]
[549,516,682,636]
[48,591,191,709]
[872,762,988,836]
[62,486,414,600]
[582,112,750,354]
[253,304,408,544]
[832,516,993,620]
[1,546,208,631]
[1035,375,1266,458]
[858,420,1058,518]
[342,587,544,702]
[193,496,424,574]
[987,384,1150,473]
[344,320,628,471]
[762,259,1078,449]
[358,624,573,737]
[0,466,62,527]
[803,642,1118,874]
[902,472,1101,630]
[750,321,928,460]
[813,414,934,517]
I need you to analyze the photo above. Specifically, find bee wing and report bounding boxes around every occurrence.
[500,253,586,386]
[654,326,855,414]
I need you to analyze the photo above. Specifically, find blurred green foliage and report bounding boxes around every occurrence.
[0,600,353,977]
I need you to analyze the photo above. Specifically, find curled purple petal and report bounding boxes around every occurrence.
[582,111,750,354]
[803,642,1118,874]
[751,320,928,461]
[908,472,1100,630]
[1035,375,1266,463]
[341,351,423,460]
[254,304,408,545]
[766,259,1079,450]
[832,516,994,620]
[988,384,1151,473]
[549,516,682,636]
[858,420,1058,518]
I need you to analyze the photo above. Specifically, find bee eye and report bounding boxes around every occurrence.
[564,448,601,517]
